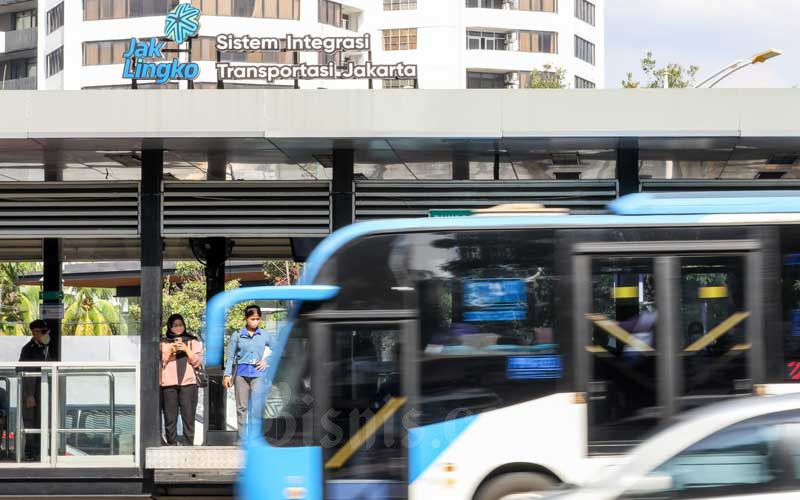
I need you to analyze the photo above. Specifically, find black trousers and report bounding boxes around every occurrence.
[161,384,198,446]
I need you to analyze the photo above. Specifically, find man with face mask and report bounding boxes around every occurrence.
[18,319,51,460]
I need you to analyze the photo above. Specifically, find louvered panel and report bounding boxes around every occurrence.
[354,180,617,221]
[162,181,331,237]
[641,179,800,192]
[0,182,139,237]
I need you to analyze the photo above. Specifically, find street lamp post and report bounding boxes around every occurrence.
[695,49,783,88]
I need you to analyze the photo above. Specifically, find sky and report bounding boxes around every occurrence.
[605,0,800,88]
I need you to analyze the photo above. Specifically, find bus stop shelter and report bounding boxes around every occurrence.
[0,88,798,497]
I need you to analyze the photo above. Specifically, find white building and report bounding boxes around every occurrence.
[21,0,603,91]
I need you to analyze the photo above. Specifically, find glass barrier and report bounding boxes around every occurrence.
[0,362,138,467]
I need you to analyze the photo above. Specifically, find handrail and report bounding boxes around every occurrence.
[59,371,117,455]
[0,363,136,464]
[0,376,8,460]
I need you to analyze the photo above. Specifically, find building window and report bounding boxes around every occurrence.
[84,0,180,21]
[519,30,558,53]
[83,39,178,65]
[384,0,416,10]
[575,0,595,25]
[318,0,342,27]
[47,3,65,34]
[466,71,505,89]
[383,28,417,51]
[466,30,508,51]
[575,35,595,65]
[519,70,557,88]
[519,0,557,12]
[1,58,37,80]
[318,51,341,66]
[383,78,416,88]
[342,13,357,31]
[190,0,300,20]
[14,10,37,30]
[192,36,294,63]
[465,0,503,8]
[46,47,64,77]
[575,75,595,88]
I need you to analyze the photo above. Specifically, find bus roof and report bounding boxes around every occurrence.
[300,199,800,285]
[609,191,800,215]
[299,192,800,285]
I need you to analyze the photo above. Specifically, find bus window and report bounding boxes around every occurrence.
[263,320,313,448]
[781,228,800,382]
[678,256,749,412]
[411,230,561,425]
[315,234,411,311]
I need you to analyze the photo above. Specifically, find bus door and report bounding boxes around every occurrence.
[311,317,418,500]
[572,240,763,454]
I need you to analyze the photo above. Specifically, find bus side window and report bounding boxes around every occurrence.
[781,228,800,381]
[412,230,562,425]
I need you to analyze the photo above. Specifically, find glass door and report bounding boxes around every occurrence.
[585,257,660,448]
[575,244,761,454]
[314,320,417,499]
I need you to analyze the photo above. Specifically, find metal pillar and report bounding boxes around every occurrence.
[41,240,62,361]
[205,152,229,441]
[617,139,640,196]
[331,149,354,230]
[140,148,163,464]
[453,154,469,180]
[43,152,62,360]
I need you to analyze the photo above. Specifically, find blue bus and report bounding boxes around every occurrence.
[206,191,800,500]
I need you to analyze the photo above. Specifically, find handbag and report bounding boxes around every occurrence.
[191,338,209,388]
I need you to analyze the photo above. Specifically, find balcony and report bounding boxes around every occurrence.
[0,0,35,6]
[2,28,36,53]
[0,75,36,90]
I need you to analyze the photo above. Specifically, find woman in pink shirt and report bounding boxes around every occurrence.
[160,313,203,446]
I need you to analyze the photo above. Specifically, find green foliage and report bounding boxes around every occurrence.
[62,287,127,336]
[622,51,699,88]
[263,260,303,286]
[0,263,41,336]
[162,261,247,336]
[527,64,568,89]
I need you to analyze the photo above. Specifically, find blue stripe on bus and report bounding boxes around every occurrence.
[240,441,323,500]
[610,191,800,215]
[408,414,479,484]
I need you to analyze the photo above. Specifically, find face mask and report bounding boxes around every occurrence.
[40,334,51,345]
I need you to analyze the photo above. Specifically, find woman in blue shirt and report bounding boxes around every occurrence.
[223,305,270,440]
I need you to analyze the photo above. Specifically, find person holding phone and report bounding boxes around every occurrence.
[160,313,203,446]
[223,305,270,440]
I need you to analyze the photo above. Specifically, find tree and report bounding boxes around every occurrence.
[528,64,568,89]
[63,287,128,336]
[160,261,248,335]
[622,51,699,88]
[263,261,303,287]
[0,263,41,336]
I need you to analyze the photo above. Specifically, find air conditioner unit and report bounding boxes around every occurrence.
[503,0,518,10]
[504,72,519,88]
[505,31,517,50]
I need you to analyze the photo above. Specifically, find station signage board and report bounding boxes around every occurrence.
[122,4,417,85]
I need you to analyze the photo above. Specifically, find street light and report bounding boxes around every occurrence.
[695,49,783,88]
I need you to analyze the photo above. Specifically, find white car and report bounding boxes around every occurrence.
[536,393,800,500]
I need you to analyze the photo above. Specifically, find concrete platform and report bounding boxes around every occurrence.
[146,446,242,484]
